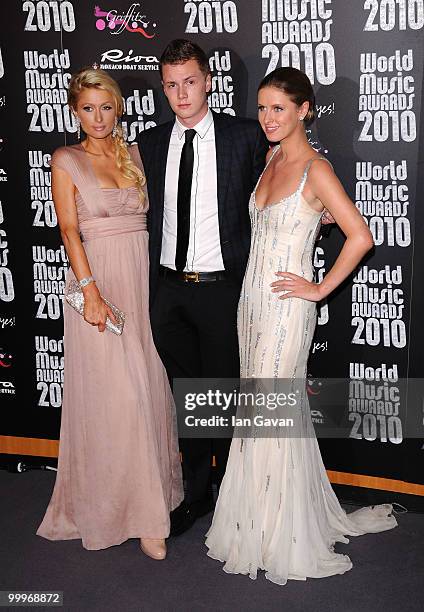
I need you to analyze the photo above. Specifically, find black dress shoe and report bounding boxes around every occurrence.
[170,502,196,537]
[169,496,215,537]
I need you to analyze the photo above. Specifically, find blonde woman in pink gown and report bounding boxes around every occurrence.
[37,68,183,558]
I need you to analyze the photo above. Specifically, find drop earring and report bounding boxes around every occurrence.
[75,116,81,140]
[112,117,118,138]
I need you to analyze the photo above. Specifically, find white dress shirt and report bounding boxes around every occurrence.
[161,109,225,272]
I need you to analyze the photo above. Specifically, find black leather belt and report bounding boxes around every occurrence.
[159,266,227,283]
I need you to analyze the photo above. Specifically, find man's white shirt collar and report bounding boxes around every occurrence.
[175,108,214,140]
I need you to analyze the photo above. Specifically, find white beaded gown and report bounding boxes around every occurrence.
[205,147,397,585]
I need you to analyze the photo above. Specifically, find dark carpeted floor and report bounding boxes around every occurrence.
[0,470,422,612]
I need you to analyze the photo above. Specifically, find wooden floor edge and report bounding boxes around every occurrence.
[1,436,424,495]
[327,470,424,496]
[0,435,59,458]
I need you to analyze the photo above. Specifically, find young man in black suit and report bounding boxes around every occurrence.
[138,39,269,535]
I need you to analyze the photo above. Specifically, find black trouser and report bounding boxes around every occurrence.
[150,272,241,508]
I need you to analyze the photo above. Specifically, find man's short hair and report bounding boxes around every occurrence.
[160,39,210,79]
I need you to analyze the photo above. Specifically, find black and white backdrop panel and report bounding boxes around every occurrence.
[1,0,423,500]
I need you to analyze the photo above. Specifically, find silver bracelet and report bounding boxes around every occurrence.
[78,276,95,288]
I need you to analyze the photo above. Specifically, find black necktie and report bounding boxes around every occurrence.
[175,128,196,271]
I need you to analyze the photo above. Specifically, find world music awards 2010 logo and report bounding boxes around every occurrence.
[94,3,157,38]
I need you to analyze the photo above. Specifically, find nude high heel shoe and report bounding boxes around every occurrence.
[140,538,167,560]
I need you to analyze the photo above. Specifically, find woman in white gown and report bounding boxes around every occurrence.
[205,67,397,585]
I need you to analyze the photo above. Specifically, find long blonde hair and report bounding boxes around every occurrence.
[68,67,146,201]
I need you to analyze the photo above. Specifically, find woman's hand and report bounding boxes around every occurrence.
[271,272,324,302]
[52,164,117,332]
[82,284,117,332]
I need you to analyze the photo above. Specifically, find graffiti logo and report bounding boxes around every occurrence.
[0,348,12,368]
[94,3,157,37]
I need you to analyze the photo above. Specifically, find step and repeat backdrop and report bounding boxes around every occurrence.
[1,0,423,499]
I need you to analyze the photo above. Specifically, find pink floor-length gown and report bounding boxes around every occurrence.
[37,143,184,550]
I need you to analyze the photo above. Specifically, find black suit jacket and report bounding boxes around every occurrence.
[137,111,269,303]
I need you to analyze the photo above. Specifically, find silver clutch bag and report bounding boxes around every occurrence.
[65,279,126,335]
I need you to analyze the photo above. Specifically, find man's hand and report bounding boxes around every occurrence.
[321,209,335,225]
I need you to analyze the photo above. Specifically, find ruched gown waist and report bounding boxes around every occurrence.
[80,214,147,241]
